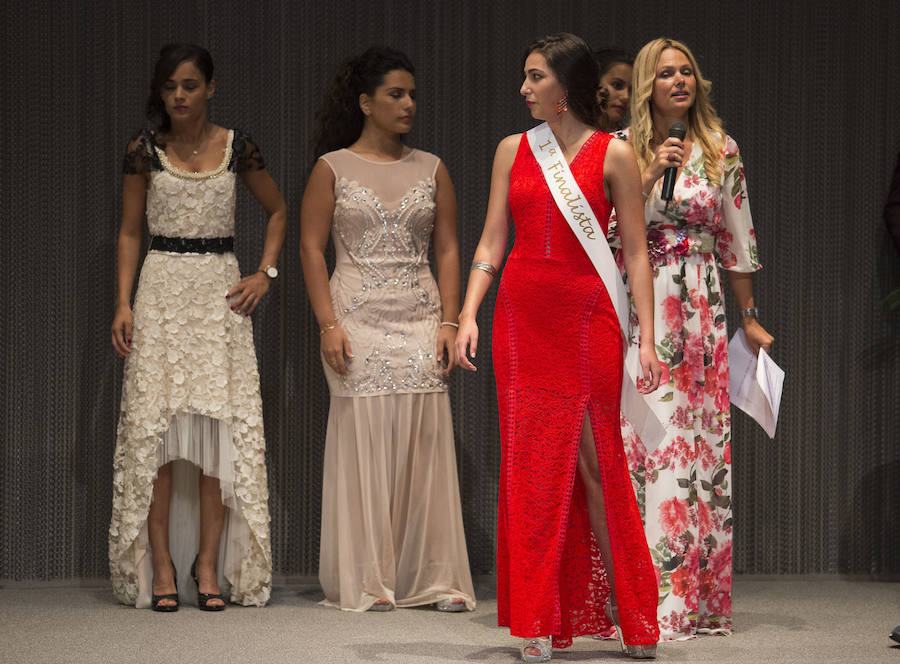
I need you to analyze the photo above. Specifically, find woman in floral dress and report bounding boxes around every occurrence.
[611,38,774,640]
[109,44,286,611]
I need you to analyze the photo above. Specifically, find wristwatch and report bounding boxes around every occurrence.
[259,264,278,279]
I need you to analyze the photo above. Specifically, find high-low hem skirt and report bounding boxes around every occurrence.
[108,251,272,607]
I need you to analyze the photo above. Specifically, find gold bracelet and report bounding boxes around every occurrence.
[319,319,338,336]
[471,261,497,278]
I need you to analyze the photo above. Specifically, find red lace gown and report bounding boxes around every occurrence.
[493,131,659,648]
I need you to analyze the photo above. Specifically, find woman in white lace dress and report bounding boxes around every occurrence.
[300,47,475,612]
[109,44,286,611]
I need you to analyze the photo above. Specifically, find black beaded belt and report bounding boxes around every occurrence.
[149,236,234,254]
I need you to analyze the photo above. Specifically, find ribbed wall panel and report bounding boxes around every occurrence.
[1,0,898,579]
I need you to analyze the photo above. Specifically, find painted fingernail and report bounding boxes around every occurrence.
[230,306,234,310]
[127,339,132,344]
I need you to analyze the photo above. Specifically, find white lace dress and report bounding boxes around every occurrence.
[316,148,476,611]
[109,129,271,607]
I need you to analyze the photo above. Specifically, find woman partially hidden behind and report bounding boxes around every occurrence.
[109,44,286,611]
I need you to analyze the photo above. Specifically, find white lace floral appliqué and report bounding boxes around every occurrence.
[109,130,271,607]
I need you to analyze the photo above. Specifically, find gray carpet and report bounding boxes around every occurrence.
[1,577,897,663]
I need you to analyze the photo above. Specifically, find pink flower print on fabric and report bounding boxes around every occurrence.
[659,496,690,539]
[662,295,684,334]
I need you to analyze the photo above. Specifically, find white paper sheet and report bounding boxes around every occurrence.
[728,329,785,438]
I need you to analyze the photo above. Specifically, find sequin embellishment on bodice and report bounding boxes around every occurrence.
[320,149,447,396]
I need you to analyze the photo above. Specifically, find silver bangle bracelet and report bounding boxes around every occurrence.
[741,307,759,319]
[441,321,459,328]
[471,261,497,278]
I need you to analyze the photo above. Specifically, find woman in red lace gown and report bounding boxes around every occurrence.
[456,34,662,661]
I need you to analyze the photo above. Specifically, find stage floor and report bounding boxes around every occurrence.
[1,576,897,663]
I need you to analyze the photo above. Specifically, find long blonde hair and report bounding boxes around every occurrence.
[630,38,725,186]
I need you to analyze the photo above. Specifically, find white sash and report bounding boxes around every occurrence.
[526,122,665,451]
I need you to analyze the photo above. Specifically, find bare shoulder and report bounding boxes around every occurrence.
[493,133,522,170]
[433,159,456,196]
[304,157,336,193]
[434,157,451,179]
[312,156,336,178]
[604,137,638,171]
[497,133,522,154]
[605,136,635,159]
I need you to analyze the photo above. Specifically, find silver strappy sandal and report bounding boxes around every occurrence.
[435,598,467,612]
[520,636,552,662]
[605,599,657,659]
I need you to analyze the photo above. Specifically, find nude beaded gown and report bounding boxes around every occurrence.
[316,148,475,611]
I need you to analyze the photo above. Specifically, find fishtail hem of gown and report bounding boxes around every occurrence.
[320,591,476,612]
[318,392,475,613]
[395,589,476,611]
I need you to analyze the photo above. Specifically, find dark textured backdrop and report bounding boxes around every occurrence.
[1,0,899,581]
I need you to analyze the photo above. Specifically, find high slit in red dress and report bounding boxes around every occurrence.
[493,131,659,648]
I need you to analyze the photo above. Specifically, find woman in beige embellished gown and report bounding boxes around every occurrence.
[109,44,286,610]
[301,47,475,612]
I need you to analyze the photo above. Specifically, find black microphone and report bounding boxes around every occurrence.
[660,121,687,206]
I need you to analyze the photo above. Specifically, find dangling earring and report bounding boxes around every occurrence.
[556,95,568,114]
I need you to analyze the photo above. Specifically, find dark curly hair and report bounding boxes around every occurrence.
[522,33,604,127]
[594,47,634,79]
[311,47,414,159]
[146,43,214,134]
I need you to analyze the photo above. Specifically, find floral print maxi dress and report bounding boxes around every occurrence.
[610,129,761,640]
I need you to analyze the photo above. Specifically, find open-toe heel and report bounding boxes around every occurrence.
[191,555,225,611]
[520,636,551,662]
[605,599,625,652]
[435,597,467,612]
[151,561,179,612]
[605,599,657,659]
[368,599,394,612]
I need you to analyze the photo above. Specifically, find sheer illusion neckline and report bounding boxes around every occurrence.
[155,129,234,179]
[341,148,418,165]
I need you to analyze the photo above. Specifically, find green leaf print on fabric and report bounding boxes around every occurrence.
[615,129,757,639]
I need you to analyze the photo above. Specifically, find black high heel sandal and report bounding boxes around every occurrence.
[151,561,179,612]
[191,555,226,611]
